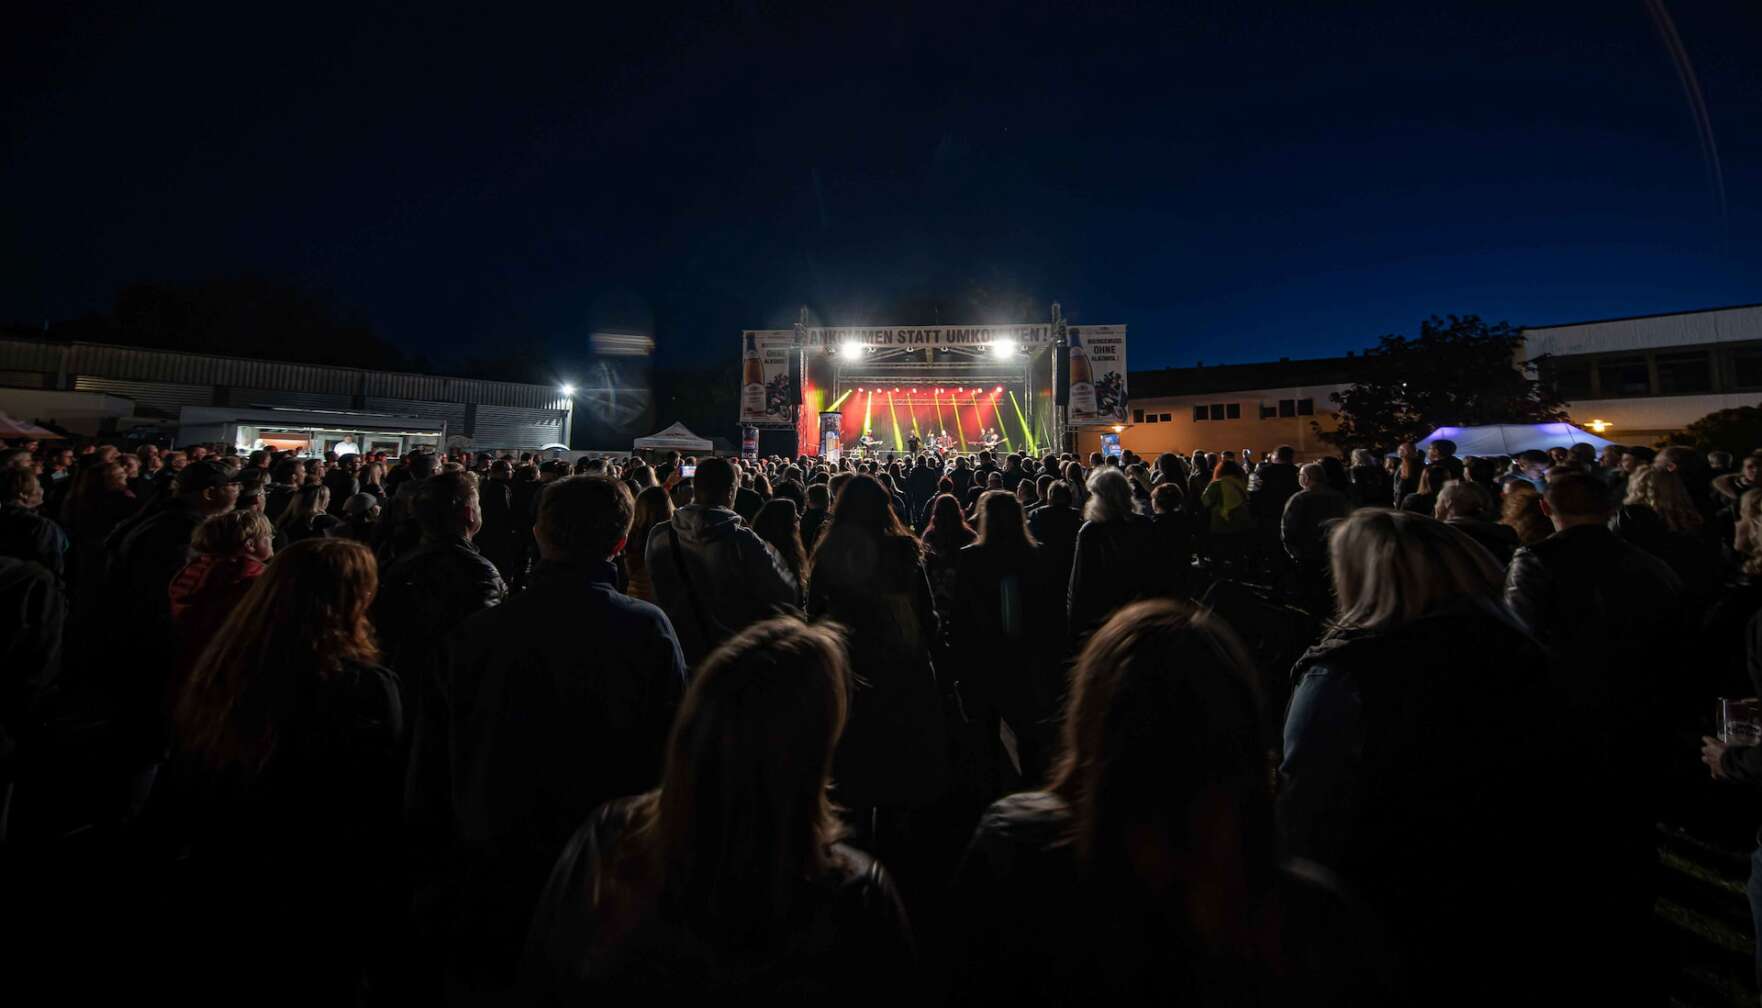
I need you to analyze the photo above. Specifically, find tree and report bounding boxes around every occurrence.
[1662,405,1762,455]
[1318,315,1566,452]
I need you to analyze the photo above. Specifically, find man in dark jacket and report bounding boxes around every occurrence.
[475,459,521,583]
[263,457,304,521]
[100,460,239,753]
[906,457,942,516]
[1502,472,1683,1001]
[0,468,68,584]
[1280,463,1350,610]
[1029,480,1083,592]
[1435,480,1519,565]
[646,457,796,667]
[1,555,64,835]
[1251,444,1302,523]
[373,471,506,692]
[408,475,685,995]
[322,455,360,515]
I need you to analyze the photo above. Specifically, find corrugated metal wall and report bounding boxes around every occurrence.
[72,377,211,414]
[0,338,562,408]
[1,338,570,447]
[364,397,468,435]
[229,388,354,411]
[473,405,566,447]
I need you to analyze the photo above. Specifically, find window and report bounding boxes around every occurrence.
[1734,346,1762,390]
[1160,413,1171,422]
[1225,403,1240,419]
[1145,414,1158,423]
[1542,357,1593,400]
[1278,399,1296,418]
[1132,408,1144,423]
[1193,405,1207,422]
[1598,356,1651,397]
[1655,351,1712,395]
[1297,398,1314,416]
[1260,404,1276,419]
[1208,403,1225,421]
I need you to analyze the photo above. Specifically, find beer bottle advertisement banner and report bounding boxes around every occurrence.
[738,330,797,426]
[1067,325,1128,425]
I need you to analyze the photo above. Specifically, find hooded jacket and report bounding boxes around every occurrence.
[645,504,797,667]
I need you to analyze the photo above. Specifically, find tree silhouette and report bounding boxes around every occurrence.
[1320,315,1566,451]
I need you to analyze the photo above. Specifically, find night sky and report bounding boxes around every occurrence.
[6,1,1761,373]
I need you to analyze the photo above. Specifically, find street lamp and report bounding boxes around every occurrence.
[559,383,576,397]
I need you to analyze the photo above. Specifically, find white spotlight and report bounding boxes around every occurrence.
[992,337,1017,359]
[559,384,576,397]
[839,342,864,361]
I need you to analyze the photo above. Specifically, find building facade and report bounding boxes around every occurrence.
[1526,303,1762,446]
[0,338,573,455]
[1077,356,1358,460]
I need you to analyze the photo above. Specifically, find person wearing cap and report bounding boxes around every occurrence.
[98,459,240,759]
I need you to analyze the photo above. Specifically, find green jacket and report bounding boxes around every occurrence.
[1201,475,1255,534]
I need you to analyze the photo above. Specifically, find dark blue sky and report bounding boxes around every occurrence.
[5,1,1760,371]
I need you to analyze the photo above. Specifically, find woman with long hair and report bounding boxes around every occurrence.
[1068,467,1159,643]
[1612,464,1720,598]
[1280,510,1568,1002]
[1397,463,1451,516]
[1733,488,1762,574]
[1499,482,1552,546]
[520,617,914,1000]
[952,599,1385,1004]
[914,475,957,530]
[357,459,386,499]
[752,497,808,597]
[808,476,947,830]
[153,538,401,1000]
[1623,463,1704,533]
[951,491,1063,783]
[624,485,674,602]
[921,491,976,616]
[275,483,335,543]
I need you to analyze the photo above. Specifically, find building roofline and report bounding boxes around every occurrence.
[1523,301,1762,332]
[0,334,561,394]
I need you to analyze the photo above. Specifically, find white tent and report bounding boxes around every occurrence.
[1414,423,1617,456]
[633,421,714,454]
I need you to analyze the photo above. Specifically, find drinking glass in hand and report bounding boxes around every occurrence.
[1716,698,1762,746]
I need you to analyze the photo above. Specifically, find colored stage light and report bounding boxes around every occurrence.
[993,386,1002,394]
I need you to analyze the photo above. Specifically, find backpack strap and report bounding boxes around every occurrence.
[666,521,724,648]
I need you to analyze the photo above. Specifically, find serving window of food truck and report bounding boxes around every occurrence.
[237,423,442,458]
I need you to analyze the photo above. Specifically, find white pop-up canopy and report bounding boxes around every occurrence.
[633,421,714,453]
[1413,423,1617,456]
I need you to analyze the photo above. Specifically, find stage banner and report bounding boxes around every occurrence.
[746,323,1057,351]
[1067,324,1128,425]
[738,330,798,427]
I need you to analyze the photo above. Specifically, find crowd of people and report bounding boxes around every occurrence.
[2,431,1762,1003]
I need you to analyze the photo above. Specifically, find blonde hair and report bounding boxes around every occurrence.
[1329,509,1503,635]
[191,509,274,555]
[1625,464,1703,532]
[1736,488,1762,576]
